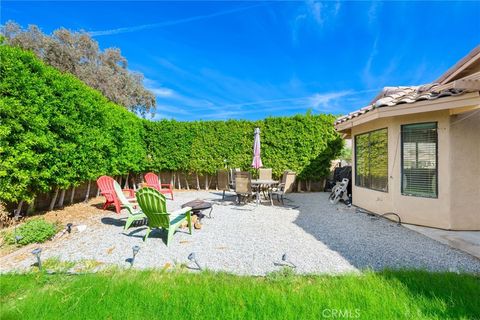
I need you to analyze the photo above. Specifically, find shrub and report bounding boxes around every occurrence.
[0,45,343,205]
[4,218,57,245]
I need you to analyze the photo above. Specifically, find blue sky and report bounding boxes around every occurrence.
[2,1,479,121]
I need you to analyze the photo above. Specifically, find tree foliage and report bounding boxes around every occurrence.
[1,21,155,115]
[0,45,343,205]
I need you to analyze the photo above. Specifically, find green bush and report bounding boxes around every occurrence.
[4,218,57,245]
[0,44,343,205]
[0,45,147,203]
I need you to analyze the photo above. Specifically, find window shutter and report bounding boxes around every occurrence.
[401,123,438,198]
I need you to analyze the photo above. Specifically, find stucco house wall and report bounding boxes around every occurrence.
[337,46,480,230]
[449,110,480,229]
[351,107,480,230]
[352,110,454,229]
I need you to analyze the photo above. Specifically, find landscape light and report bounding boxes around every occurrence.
[188,252,195,261]
[281,253,297,268]
[32,248,42,271]
[130,245,140,267]
[14,209,21,244]
[66,223,73,234]
[188,252,202,270]
[15,235,23,244]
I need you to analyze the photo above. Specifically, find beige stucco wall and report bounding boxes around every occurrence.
[351,117,394,215]
[449,110,480,230]
[351,109,478,230]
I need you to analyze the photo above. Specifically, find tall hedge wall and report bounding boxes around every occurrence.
[0,45,343,205]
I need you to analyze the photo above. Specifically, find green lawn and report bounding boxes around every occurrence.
[1,269,479,319]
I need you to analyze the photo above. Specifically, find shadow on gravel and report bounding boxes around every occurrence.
[292,193,480,272]
[124,227,192,245]
[208,191,237,201]
[124,227,147,237]
[101,217,126,227]
[91,203,111,210]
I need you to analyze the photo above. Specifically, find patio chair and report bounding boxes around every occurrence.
[97,175,135,214]
[135,187,192,245]
[235,171,253,204]
[217,170,231,200]
[229,168,241,189]
[259,168,272,180]
[113,182,147,231]
[258,168,273,198]
[270,171,296,205]
[144,172,174,200]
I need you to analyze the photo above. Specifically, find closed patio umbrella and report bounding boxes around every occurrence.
[252,127,263,169]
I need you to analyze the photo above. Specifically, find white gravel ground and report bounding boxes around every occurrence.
[2,191,479,275]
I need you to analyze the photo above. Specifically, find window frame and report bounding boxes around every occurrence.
[400,121,438,199]
[354,127,389,193]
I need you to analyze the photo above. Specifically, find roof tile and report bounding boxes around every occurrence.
[335,84,468,125]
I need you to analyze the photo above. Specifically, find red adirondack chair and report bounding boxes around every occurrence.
[96,176,135,214]
[144,172,174,200]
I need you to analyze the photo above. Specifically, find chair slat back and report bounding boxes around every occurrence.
[230,168,241,184]
[97,175,114,192]
[259,168,272,180]
[136,187,170,228]
[283,171,296,193]
[235,172,251,194]
[97,176,116,202]
[217,170,229,191]
[113,181,130,206]
[144,172,160,189]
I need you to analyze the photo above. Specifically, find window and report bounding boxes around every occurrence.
[401,122,438,198]
[354,128,388,192]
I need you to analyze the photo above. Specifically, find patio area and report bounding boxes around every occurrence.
[2,191,479,275]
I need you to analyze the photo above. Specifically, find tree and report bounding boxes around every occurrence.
[1,21,155,115]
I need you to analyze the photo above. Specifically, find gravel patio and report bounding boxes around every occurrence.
[2,191,479,275]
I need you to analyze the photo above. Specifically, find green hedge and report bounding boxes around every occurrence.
[0,45,343,204]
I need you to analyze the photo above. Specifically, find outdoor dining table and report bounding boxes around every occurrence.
[251,179,279,205]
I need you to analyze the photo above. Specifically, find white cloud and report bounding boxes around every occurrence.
[150,87,175,97]
[144,77,176,97]
[363,37,379,87]
[292,0,342,43]
[88,5,261,37]
[306,0,324,25]
[368,1,382,26]
[333,1,342,16]
[308,91,352,110]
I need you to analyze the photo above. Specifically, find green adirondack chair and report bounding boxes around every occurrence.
[113,182,147,231]
[135,187,192,245]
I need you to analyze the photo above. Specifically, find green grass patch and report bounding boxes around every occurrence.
[39,257,104,273]
[1,269,478,319]
[3,218,58,246]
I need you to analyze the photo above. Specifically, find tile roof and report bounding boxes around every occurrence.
[334,84,468,125]
[335,45,480,127]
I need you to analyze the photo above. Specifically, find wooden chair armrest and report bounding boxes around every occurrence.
[160,184,172,188]
[144,183,158,190]
[171,207,192,216]
[122,188,136,197]
[270,183,284,192]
